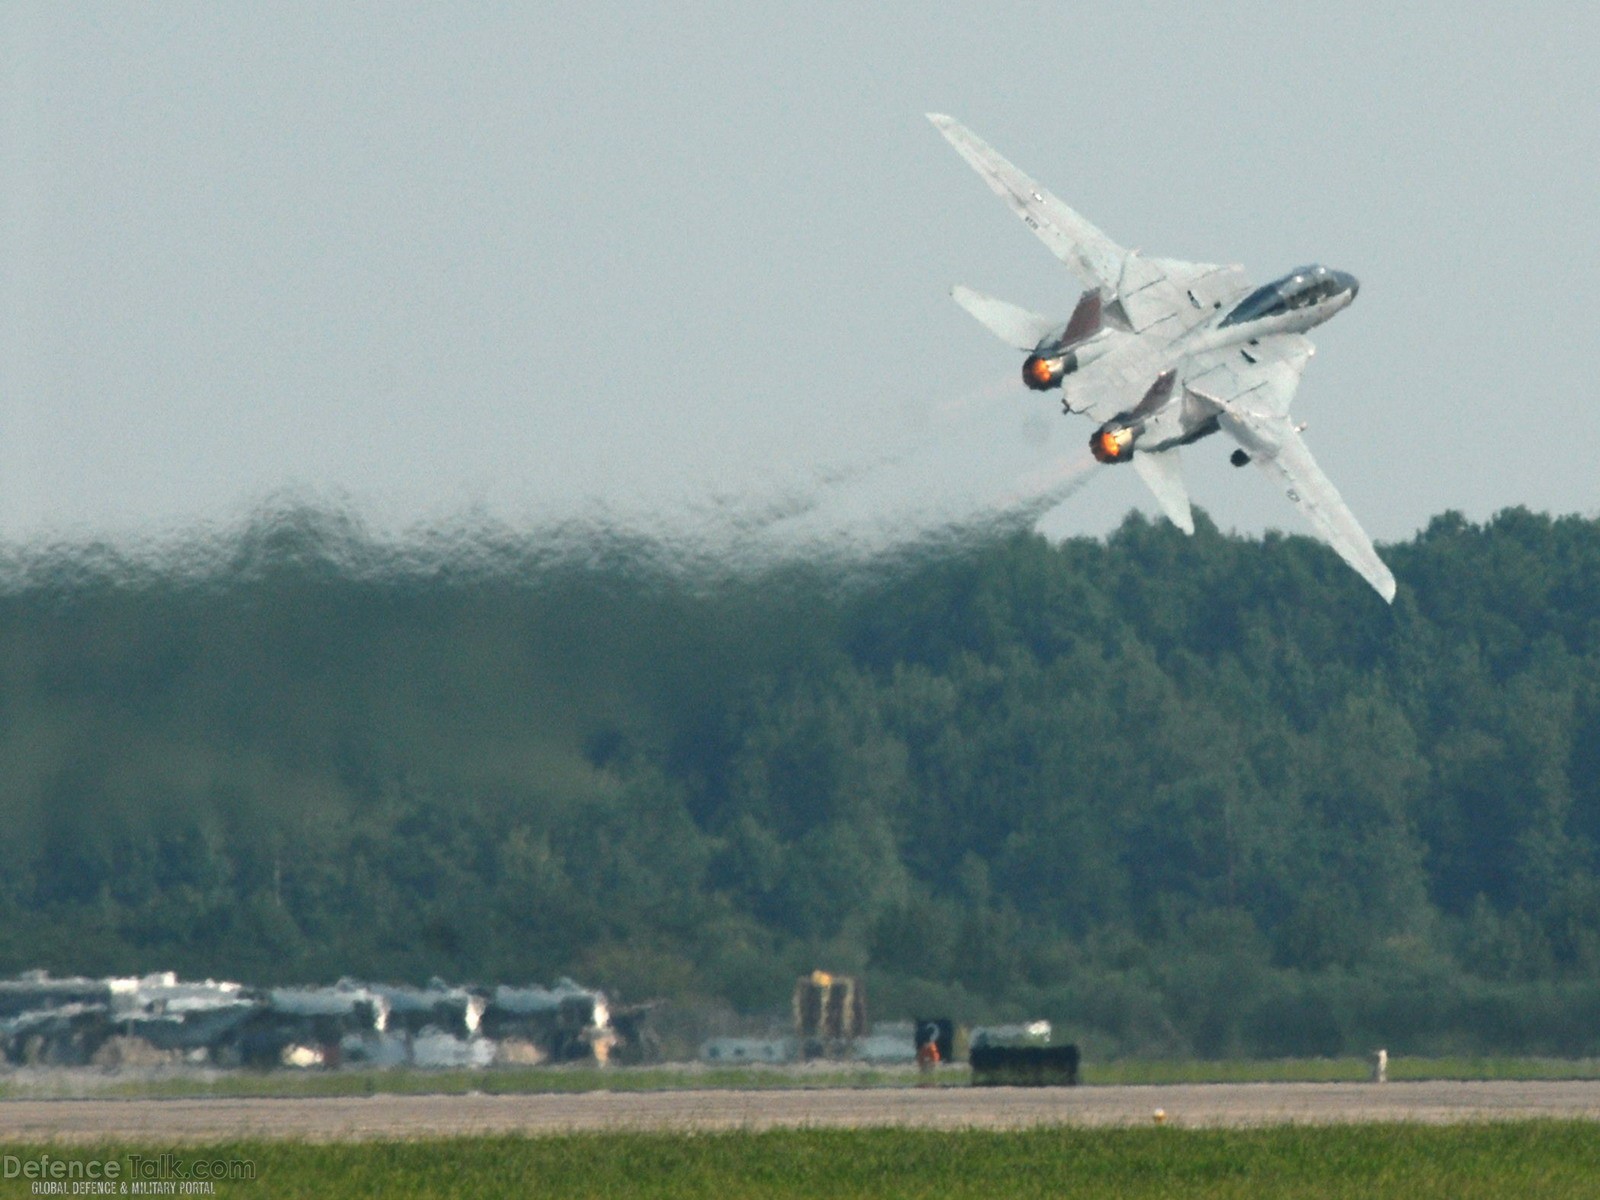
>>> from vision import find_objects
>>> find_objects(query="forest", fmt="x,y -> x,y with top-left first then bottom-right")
1,501 -> 1598,1057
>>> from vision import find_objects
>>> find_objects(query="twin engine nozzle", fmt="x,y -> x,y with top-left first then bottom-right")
1087,368 -> 1177,464
1022,352 -> 1073,390
1090,419 -> 1138,464
1022,334 -> 1109,392
1021,289 -> 1110,391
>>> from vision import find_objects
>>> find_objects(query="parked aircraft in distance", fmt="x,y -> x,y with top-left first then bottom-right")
929,114 -> 1395,602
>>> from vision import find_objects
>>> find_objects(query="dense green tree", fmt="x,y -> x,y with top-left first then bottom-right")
1,502 -> 1599,1055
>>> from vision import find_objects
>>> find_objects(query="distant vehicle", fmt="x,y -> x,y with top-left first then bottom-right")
929,115 -> 1394,602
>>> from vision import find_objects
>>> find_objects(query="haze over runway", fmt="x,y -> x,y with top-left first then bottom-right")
3,3 -> 1596,553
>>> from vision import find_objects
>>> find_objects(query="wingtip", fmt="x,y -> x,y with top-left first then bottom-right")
925,112 -> 952,126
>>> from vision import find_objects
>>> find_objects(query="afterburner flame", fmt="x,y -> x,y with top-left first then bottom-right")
1091,424 -> 1135,464
1022,355 -> 1063,391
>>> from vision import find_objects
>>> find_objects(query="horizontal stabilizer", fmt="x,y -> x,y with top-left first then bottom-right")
950,285 -> 1057,351
1132,447 -> 1194,534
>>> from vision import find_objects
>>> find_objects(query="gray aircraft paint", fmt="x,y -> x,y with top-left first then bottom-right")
930,115 -> 1395,602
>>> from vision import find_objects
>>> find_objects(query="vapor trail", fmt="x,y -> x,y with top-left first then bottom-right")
710,380 -> 1105,570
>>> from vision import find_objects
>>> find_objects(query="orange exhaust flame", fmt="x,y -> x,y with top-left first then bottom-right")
1091,425 -> 1135,464
1022,355 -> 1062,390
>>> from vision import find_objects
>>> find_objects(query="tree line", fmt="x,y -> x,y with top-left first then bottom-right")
1,502 -> 1598,1057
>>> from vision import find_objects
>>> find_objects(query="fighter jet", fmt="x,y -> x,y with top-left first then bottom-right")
928,114 -> 1395,602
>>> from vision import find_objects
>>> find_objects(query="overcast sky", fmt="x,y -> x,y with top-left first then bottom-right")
2,3 -> 1596,554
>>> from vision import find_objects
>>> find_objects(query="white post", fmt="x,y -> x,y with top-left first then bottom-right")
1371,1048 -> 1388,1083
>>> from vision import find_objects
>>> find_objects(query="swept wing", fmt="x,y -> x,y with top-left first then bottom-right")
1189,336 -> 1396,602
927,113 -> 1124,291
927,115 -> 1252,344
930,114 -> 1390,601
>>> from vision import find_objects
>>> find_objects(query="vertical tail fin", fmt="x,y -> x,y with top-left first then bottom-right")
1061,289 -> 1102,346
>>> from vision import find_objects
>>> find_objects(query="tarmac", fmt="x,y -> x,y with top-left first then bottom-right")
4,1080 -> 1600,1142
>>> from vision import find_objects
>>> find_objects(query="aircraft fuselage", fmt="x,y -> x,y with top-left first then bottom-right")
1069,264 -> 1358,457
929,111 -> 1395,601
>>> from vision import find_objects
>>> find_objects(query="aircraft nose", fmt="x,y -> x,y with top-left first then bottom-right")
1340,271 -> 1360,299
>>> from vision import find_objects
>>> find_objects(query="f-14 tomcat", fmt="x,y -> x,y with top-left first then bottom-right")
929,114 -> 1395,602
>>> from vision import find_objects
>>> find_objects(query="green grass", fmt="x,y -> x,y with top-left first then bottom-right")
9,1124 -> 1600,1199
1084,1056 -> 1600,1085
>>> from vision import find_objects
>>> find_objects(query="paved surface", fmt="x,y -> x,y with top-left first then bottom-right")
4,1081 -> 1600,1142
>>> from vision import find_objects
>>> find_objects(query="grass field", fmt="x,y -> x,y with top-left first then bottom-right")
6,1124 -> 1598,1199
1082,1056 -> 1600,1085
7,1055 -> 1600,1101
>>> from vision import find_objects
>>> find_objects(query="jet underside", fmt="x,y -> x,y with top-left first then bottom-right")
929,114 -> 1393,602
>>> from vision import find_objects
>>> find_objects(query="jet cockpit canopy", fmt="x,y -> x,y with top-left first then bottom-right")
1220,264 -> 1357,327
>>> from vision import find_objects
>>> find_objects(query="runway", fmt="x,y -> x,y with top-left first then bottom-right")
5,1081 -> 1600,1142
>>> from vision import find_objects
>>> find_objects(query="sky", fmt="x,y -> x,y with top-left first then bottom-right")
2,2 -> 1597,557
